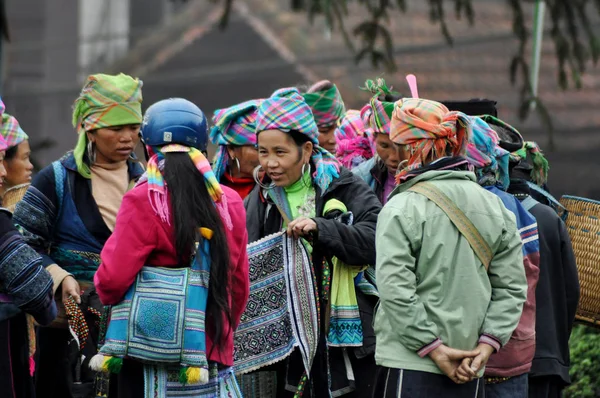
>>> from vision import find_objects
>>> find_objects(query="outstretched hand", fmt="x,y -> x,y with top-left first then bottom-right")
429,344 -> 480,384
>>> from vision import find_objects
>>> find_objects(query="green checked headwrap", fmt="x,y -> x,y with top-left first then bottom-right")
302,80 -> 346,129
72,73 -> 143,178
360,78 -> 399,135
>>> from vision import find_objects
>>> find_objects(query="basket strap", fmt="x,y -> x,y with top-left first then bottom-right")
526,181 -> 564,211
408,182 -> 492,271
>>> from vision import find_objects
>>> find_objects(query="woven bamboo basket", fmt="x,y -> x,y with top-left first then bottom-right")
559,195 -> 600,327
2,183 -> 30,212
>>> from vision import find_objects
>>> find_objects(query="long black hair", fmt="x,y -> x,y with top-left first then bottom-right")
163,152 -> 232,351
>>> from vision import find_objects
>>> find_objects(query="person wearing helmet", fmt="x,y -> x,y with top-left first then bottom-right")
13,73 -> 145,397
94,98 -> 250,397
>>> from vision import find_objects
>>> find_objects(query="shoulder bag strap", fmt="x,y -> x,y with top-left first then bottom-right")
521,195 -> 539,212
52,161 -> 65,220
408,182 -> 493,271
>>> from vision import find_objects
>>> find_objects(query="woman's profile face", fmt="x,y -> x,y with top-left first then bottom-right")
375,133 -> 404,174
3,140 -> 33,188
257,129 -> 312,188
227,145 -> 259,179
317,125 -> 337,154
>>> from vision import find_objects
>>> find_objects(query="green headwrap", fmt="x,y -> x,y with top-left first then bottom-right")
361,78 -> 399,135
72,73 -> 143,178
302,81 -> 346,128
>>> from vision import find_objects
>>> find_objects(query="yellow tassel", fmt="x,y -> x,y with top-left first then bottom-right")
102,356 -> 112,373
199,228 -> 213,240
185,367 -> 209,385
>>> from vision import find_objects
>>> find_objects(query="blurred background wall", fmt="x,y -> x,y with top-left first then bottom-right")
2,0 -> 599,198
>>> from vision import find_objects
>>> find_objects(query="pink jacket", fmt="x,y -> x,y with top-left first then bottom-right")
94,182 -> 249,367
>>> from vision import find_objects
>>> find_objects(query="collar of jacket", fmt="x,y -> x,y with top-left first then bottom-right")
60,151 -> 144,180
506,178 -> 531,197
369,157 -> 387,186
389,169 -> 477,200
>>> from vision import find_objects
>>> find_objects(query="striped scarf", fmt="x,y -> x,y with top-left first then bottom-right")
146,144 -> 232,229
390,98 -> 471,182
257,87 -> 340,193
466,117 -> 510,189
210,99 -> 261,181
302,81 -> 346,128
360,78 -> 398,135
72,73 -> 143,178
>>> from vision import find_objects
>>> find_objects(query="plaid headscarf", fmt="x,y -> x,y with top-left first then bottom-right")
72,73 -> 143,178
256,87 -> 340,193
360,78 -> 398,135
302,81 -> 346,129
0,97 -> 27,150
466,117 -> 510,189
145,144 -> 232,230
390,98 -> 471,182
335,110 -> 374,169
210,99 -> 261,181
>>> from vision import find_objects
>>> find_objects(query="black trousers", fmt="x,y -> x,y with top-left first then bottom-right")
372,367 -> 485,398
528,375 -> 565,398
0,314 -> 34,398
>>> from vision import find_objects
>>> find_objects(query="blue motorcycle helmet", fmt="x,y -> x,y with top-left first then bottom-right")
141,98 -> 208,152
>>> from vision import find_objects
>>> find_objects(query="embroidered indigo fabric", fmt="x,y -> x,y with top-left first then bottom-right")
233,232 -> 318,376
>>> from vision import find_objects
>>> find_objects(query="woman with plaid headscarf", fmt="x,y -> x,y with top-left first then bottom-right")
373,98 -> 527,397
210,99 -> 262,199
0,101 -> 33,210
13,73 -> 145,397
302,80 -> 346,154
352,78 -> 407,205
240,87 -> 381,397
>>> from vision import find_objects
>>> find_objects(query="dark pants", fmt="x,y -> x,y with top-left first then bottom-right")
0,314 -> 35,398
528,376 -> 565,398
485,374 -> 528,398
34,327 -> 71,398
372,367 -> 485,398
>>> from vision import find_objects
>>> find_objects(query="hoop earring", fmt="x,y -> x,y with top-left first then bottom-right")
234,158 -> 241,176
253,165 -> 275,190
301,163 -> 312,188
87,140 -> 96,164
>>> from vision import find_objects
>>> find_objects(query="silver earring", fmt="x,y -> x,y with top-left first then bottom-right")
253,165 -> 275,190
235,158 -> 241,175
301,163 -> 308,176
87,140 -> 96,164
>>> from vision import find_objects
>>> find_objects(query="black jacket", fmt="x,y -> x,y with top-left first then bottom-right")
510,180 -> 580,385
245,167 -> 381,266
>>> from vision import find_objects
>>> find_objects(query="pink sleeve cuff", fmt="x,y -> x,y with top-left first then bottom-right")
417,338 -> 443,358
479,334 -> 502,352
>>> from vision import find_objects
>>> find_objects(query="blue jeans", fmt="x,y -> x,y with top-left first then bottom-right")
485,373 -> 528,398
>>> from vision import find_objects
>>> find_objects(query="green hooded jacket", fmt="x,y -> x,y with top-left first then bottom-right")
374,170 -> 527,375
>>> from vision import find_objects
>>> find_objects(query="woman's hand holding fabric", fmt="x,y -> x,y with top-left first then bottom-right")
286,216 -> 318,240
61,275 -> 81,304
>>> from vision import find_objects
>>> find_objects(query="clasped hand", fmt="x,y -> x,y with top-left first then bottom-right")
429,343 -> 495,384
